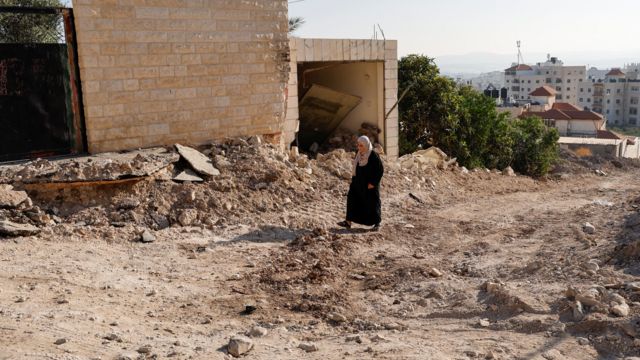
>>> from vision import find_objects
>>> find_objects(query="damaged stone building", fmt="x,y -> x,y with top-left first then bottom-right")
73,1 -> 291,153
1,1 -> 398,160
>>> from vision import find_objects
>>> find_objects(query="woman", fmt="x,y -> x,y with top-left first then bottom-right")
337,135 -> 384,230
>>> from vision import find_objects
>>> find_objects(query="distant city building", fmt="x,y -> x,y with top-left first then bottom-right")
578,64 -> 640,126
516,86 -> 604,137
504,55 -> 585,106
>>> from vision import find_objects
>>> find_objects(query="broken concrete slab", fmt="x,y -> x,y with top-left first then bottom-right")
297,84 -> 362,151
175,144 -> 220,177
1,148 -> 179,184
173,169 -> 204,183
0,184 -> 29,208
0,220 -> 40,237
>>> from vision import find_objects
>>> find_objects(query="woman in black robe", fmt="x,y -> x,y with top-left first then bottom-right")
337,135 -> 384,230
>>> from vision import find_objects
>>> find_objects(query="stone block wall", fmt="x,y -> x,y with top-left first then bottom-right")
73,0 -> 290,153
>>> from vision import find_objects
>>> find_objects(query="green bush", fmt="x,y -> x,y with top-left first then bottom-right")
510,116 -> 559,177
398,54 -> 559,177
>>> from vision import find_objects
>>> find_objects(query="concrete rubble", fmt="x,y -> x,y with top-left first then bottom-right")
0,220 -> 40,237
0,148 -> 179,184
175,144 -> 220,177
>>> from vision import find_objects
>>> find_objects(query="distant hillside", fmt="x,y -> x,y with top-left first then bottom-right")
434,51 -> 640,75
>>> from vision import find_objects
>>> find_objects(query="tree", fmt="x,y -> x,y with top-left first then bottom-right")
288,16 -> 305,34
0,0 -> 65,44
443,86 -> 514,169
398,54 -> 559,177
510,116 -> 559,177
398,54 -> 460,154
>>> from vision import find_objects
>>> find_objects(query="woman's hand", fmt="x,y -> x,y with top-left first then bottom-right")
367,184 -> 374,189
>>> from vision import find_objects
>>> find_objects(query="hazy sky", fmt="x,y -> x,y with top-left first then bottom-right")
289,0 -> 640,58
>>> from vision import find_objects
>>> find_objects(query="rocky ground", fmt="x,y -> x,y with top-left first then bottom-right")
2,139 -> 640,359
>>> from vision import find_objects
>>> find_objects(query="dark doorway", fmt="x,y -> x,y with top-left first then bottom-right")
0,6 -> 85,161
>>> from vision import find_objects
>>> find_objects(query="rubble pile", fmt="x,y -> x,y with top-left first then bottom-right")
320,122 -> 384,154
0,185 -> 49,236
399,147 -> 452,171
0,137 -> 536,240
566,286 -> 631,320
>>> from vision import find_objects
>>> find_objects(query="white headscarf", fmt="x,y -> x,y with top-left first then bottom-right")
353,135 -> 373,176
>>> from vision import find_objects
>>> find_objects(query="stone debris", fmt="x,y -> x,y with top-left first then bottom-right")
136,345 -> 152,354
227,335 -> 253,357
428,267 -> 443,277
566,286 -> 633,318
0,220 -> 40,237
178,209 -> 199,227
322,123 -> 383,153
175,144 -> 220,177
103,333 -> 123,342
502,166 -> 515,176
584,260 -> 600,272
583,222 -> 595,234
0,185 -> 29,208
2,148 -> 179,184
54,338 -> 67,345
627,282 -> 640,291
247,326 -> 268,338
577,337 -> 589,345
328,312 -> 347,323
298,342 -> 318,352
483,281 -> 549,313
173,169 -> 204,183
140,229 -> 156,243
571,301 -> 585,321
399,147 -> 449,171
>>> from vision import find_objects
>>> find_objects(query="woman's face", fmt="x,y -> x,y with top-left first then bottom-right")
357,141 -> 367,153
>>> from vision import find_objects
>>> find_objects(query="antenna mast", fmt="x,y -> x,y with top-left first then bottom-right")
516,41 -> 525,65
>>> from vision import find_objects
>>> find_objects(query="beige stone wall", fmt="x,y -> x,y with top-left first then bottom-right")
73,0 -> 289,153
286,38 -> 398,158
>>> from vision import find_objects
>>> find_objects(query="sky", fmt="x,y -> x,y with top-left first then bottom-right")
289,0 -> 640,72
60,0 -> 640,73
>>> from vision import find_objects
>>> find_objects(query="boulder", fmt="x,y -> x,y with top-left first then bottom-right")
0,185 -> 29,208
227,336 -> 253,357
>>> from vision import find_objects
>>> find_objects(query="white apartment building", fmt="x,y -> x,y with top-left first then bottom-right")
505,55 -> 585,106
578,65 -> 640,126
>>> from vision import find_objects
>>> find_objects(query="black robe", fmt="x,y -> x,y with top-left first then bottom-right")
346,151 -> 384,226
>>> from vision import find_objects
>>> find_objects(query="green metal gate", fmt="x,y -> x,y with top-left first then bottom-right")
0,6 -> 85,161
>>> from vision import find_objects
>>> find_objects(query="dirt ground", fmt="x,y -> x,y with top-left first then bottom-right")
2,142 -> 640,360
